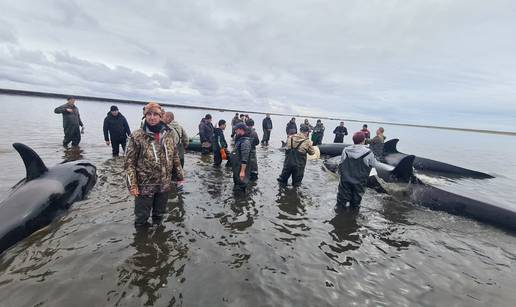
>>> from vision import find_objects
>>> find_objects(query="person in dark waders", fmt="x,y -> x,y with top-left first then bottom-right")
103,105 -> 131,156
336,131 -> 380,211
54,97 -> 84,147
213,119 -> 230,167
246,119 -> 260,181
231,123 -> 252,192
277,125 -> 315,187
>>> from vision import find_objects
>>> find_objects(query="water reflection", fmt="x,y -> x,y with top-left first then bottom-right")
116,226 -> 188,306
319,209 -> 361,266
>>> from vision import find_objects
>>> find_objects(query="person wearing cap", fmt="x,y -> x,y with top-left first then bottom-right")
125,102 -> 184,227
360,124 -> 371,140
261,113 -> 273,146
163,111 -> 189,168
103,105 -> 131,157
286,117 -> 297,136
231,122 -> 252,192
333,121 -> 348,143
336,131 -> 380,210
368,127 -> 386,162
213,119 -> 230,167
311,119 -> 325,146
199,114 -> 214,154
54,97 -> 84,147
277,125 -> 315,187
246,119 -> 260,181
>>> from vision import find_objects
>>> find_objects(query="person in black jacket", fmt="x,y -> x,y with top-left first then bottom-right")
333,121 -> 348,143
199,114 -> 214,154
286,117 -> 297,136
246,119 -> 260,181
103,105 -> 131,156
54,97 -> 84,147
213,119 -> 230,167
261,114 -> 273,146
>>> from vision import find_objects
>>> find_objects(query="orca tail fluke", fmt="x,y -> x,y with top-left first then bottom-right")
391,154 -> 415,183
13,143 -> 48,181
384,138 -> 399,154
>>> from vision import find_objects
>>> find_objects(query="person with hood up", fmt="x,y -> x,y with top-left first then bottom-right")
54,97 -> 84,147
277,125 -> 315,186
199,114 -> 214,154
261,114 -> 273,146
125,102 -> 184,227
286,117 -> 297,136
103,105 -> 131,156
231,123 -> 252,192
311,119 -> 325,145
336,131 -> 380,210
213,119 -> 230,167
333,121 -> 348,143
246,119 -> 260,181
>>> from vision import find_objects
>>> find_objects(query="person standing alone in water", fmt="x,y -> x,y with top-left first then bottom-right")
125,102 -> 184,227
333,121 -> 348,143
336,131 -> 380,210
54,97 -> 84,147
103,105 -> 131,157
231,123 -> 252,192
261,114 -> 273,146
277,125 -> 315,187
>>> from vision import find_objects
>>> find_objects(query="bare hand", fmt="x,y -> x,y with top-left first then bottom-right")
239,171 -> 245,181
81,127 -> 85,134
66,108 -> 73,113
130,186 -> 140,197
106,141 -> 110,146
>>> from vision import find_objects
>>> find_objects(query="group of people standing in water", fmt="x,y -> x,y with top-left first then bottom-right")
54,98 -> 387,227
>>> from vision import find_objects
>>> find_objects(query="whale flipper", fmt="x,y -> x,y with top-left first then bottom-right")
383,139 -> 399,154
391,155 -> 415,183
13,143 -> 48,181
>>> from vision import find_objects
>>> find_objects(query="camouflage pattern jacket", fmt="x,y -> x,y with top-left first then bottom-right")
125,124 -> 184,196
286,133 -> 316,155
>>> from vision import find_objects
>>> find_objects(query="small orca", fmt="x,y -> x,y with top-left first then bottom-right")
383,139 -> 494,179
0,143 -> 97,255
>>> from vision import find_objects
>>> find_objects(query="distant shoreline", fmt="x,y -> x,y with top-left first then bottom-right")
1,88 -> 515,136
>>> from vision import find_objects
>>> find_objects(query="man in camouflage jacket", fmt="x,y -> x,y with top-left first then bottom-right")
125,102 -> 184,227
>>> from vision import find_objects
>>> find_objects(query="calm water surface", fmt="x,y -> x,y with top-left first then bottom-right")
0,95 -> 515,306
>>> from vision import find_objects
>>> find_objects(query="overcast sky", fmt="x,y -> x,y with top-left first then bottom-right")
1,0 -> 515,130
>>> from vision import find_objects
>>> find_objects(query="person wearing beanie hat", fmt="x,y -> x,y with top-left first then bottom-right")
333,121 -> 348,143
103,105 -> 131,156
199,114 -> 214,154
335,131 -> 381,210
277,124 -> 315,186
245,119 -> 260,181
54,97 -> 84,147
125,101 -> 184,227
231,123 -> 252,192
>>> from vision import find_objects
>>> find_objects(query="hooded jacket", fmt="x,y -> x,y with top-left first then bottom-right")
340,145 -> 378,168
286,121 -> 297,135
286,133 -> 315,155
199,118 -> 214,143
125,123 -> 183,196
103,112 -> 131,142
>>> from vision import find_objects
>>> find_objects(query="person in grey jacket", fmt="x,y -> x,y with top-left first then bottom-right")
54,97 -> 84,147
231,123 -> 252,192
336,131 -> 380,210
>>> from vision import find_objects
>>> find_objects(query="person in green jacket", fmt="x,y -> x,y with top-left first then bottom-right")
54,97 -> 84,147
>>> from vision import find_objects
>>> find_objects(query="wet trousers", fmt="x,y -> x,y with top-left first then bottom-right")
134,192 -> 168,226
249,150 -> 258,180
111,139 -> 127,156
278,163 -> 306,186
336,181 -> 365,209
334,135 -> 344,143
63,126 -> 81,147
262,130 -> 271,145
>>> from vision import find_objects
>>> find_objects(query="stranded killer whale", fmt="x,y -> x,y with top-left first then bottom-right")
0,143 -> 97,255
324,153 -> 516,231
383,139 -> 494,179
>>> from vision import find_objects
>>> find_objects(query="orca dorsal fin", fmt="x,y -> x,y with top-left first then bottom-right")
384,138 -> 399,154
13,143 -> 48,181
391,154 -> 415,183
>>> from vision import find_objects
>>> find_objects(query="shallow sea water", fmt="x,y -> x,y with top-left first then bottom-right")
0,95 -> 515,306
